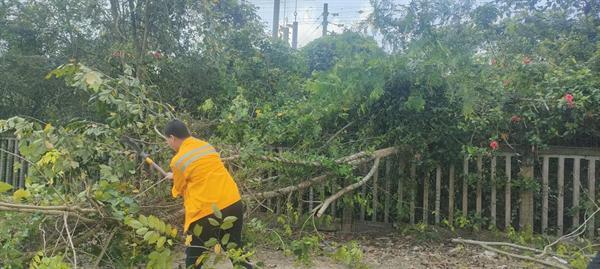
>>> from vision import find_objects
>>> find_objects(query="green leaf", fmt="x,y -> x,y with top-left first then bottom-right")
139,215 -> 148,225
211,204 -> 223,219
208,218 -> 220,227
12,189 -> 31,202
204,238 -> 218,248
220,222 -> 234,230
136,227 -> 149,236
156,236 -> 166,249
148,215 -> 160,229
226,242 -> 238,250
143,231 -> 154,241
221,233 -> 230,245
223,216 -> 238,224
193,224 -> 203,237
128,220 -> 143,229
195,254 -> 208,266
0,182 -> 12,193
148,232 -> 160,244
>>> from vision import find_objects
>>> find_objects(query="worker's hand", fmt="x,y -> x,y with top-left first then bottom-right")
165,172 -> 173,180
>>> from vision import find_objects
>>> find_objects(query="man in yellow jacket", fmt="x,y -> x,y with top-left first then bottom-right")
164,120 -> 244,268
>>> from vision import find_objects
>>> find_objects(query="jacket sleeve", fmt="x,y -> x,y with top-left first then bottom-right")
170,164 -> 186,198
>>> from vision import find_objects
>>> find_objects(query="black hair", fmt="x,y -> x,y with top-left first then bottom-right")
164,119 -> 191,139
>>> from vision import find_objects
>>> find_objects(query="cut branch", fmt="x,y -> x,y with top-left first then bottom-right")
242,174 -> 330,200
314,157 -> 381,217
452,238 -> 569,269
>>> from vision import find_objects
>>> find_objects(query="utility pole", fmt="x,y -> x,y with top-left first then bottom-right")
292,21 -> 299,49
272,0 -> 280,40
292,0 -> 298,49
322,3 -> 329,37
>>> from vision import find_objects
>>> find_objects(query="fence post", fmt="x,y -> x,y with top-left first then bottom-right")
423,171 -> 429,224
384,159 -> 392,223
491,156 -> 497,227
449,164 -> 455,224
519,157 -> 534,233
397,159 -> 406,222
588,159 -> 596,238
505,155 -> 512,229
542,156 -> 549,234
0,139 -> 6,184
410,162 -> 416,225
558,157 -> 565,236
435,165 -> 441,224
463,157 -> 469,217
476,156 -> 483,217
573,158 -> 581,228
372,163 -> 379,222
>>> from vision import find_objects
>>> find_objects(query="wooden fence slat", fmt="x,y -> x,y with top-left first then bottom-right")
558,157 -> 565,236
6,139 -> 14,186
542,156 -> 549,234
360,179 -> 366,221
297,189 -> 304,215
13,139 -> 20,188
372,163 -> 379,222
410,162 -> 416,225
588,159 -> 596,238
423,172 -> 430,224
476,156 -> 483,216
0,140 -> 6,184
397,159 -> 406,222
573,158 -> 581,228
491,156 -> 497,226
435,165 -> 441,224
463,157 -> 469,217
309,187 -> 314,212
505,155 -> 512,229
19,158 -> 26,188
449,164 -> 455,224
331,183 -> 337,218
384,159 -> 391,223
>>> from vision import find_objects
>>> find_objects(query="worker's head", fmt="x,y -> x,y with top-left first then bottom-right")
164,119 -> 191,151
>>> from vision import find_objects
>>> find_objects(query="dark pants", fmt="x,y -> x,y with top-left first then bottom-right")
185,200 -> 244,268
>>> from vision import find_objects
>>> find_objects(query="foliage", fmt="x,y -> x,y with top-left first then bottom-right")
330,241 -> 367,269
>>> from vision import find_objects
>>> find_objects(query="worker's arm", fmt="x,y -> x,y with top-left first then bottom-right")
170,165 -> 186,198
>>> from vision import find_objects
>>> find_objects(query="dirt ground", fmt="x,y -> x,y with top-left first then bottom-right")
253,232 -> 545,269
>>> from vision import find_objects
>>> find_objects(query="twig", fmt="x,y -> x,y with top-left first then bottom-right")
314,158 -> 381,217
0,205 -> 95,222
321,121 -> 354,148
94,228 -> 117,269
452,238 -> 569,269
540,206 -> 600,257
153,125 -> 166,140
134,175 -> 170,198
63,214 -> 78,269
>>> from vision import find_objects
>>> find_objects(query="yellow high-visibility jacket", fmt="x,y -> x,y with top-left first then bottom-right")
170,137 -> 241,232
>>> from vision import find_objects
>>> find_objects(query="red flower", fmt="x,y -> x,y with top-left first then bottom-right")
511,115 -> 521,123
152,50 -> 162,59
565,93 -> 575,108
489,140 -> 499,150
522,56 -> 532,65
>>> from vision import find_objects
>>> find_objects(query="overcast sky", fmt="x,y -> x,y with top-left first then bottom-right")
246,0 -> 374,47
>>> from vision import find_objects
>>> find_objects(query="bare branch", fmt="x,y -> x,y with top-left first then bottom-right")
452,238 -> 569,269
242,174 -> 330,200
314,158 -> 381,217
